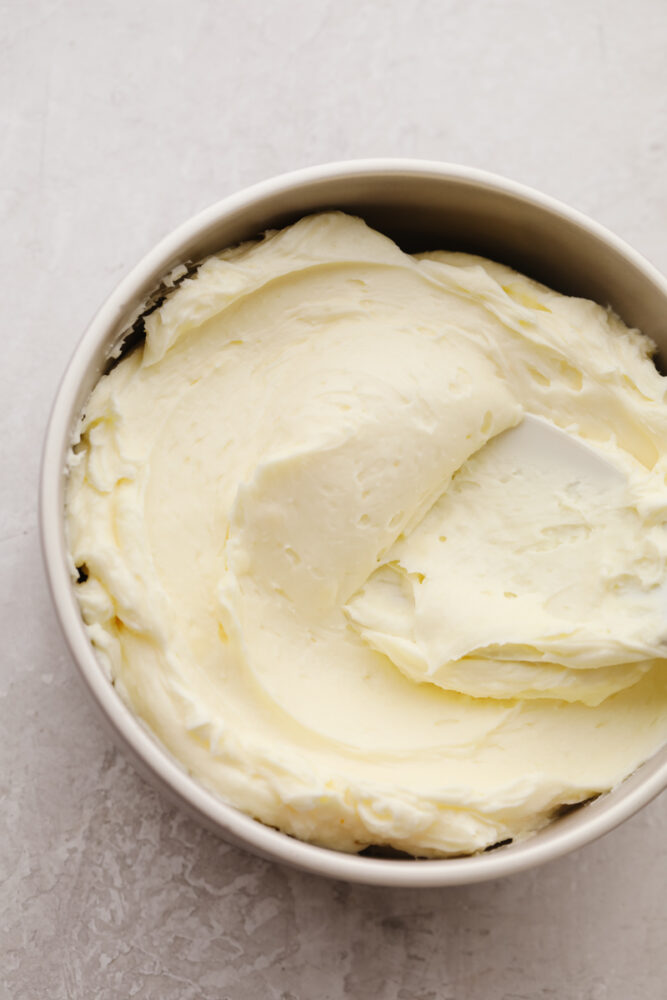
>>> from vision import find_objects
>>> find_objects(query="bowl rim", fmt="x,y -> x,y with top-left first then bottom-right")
40,158 -> 667,887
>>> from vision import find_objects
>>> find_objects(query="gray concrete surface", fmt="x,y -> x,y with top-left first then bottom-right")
2,1 -> 666,997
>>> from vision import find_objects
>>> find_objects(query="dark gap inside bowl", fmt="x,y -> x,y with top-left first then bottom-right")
551,794 -> 599,819
358,844 -> 419,861
102,260 -> 201,374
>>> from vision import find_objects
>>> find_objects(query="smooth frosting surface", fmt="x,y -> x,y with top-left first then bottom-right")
66,213 -> 667,856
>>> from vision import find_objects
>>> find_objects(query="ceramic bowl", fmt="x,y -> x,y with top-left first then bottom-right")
41,160 -> 667,886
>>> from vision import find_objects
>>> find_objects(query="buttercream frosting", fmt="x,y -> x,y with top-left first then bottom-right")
66,213 -> 667,856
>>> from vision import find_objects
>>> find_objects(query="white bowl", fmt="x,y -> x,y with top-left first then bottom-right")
41,160 -> 667,887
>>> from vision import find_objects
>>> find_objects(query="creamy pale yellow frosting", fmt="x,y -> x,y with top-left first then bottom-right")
66,212 -> 667,856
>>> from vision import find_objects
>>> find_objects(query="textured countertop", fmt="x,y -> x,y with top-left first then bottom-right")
3,1 -> 667,997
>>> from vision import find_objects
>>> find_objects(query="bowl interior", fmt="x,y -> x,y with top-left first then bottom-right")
43,162 -> 667,886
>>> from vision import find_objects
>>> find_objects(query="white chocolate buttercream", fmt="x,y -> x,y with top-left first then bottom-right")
66,213 -> 667,856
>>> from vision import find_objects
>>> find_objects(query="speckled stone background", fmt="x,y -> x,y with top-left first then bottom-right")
3,1 -> 667,997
